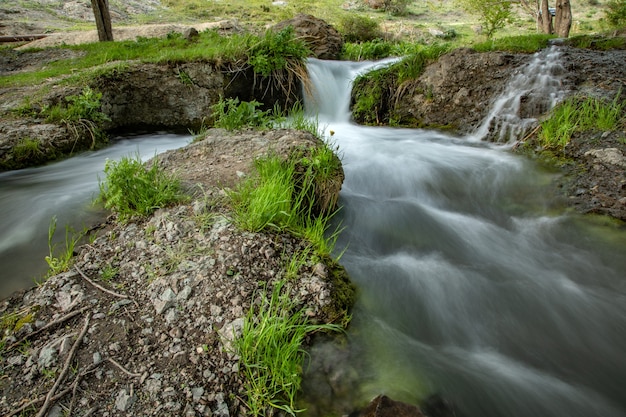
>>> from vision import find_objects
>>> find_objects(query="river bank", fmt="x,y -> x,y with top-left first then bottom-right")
0,128 -> 355,416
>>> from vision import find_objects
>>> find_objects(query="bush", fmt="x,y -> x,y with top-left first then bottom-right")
211,97 -> 273,130
456,0 -> 513,38
337,14 -> 382,43
98,154 -> 184,221
605,0 -> 626,28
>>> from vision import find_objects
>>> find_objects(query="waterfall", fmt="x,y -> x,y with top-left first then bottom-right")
471,46 -> 566,143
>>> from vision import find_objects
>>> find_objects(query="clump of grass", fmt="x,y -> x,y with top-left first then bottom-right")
45,216 -> 83,277
247,26 -> 311,77
228,142 -> 342,256
13,137 -> 43,162
98,154 -> 185,221
235,280 -> 342,416
539,93 -> 625,150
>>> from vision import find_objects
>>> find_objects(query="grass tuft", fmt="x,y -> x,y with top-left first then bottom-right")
98,154 -> 185,221
235,280 -> 342,416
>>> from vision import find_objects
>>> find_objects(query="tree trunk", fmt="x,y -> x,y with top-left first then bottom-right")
554,0 -> 572,38
91,0 -> 113,41
539,0 -> 554,34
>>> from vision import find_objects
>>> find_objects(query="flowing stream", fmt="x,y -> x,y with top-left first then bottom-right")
0,50 -> 625,417
0,133 -> 191,297
302,55 -> 626,417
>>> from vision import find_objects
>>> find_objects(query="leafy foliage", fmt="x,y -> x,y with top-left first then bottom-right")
211,97 -> 273,130
98,154 -> 185,221
456,0 -> 513,38
41,87 -> 109,125
247,27 -> 311,76
605,0 -> 626,28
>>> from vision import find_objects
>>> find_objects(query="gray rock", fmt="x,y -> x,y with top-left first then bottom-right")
115,389 -> 136,411
38,346 -> 57,369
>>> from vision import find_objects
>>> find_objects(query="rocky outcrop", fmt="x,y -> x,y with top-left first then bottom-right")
272,14 -> 344,60
372,48 -> 528,132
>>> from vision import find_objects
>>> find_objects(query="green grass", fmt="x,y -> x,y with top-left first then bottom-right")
472,34 -> 555,52
539,94 -> 625,150
228,143 -> 342,256
235,280 -> 342,416
98,154 -> 186,221
45,216 -> 83,277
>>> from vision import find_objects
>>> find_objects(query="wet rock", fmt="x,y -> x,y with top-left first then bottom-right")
351,395 -> 426,417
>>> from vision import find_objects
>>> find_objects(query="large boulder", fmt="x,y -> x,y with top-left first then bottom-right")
272,14 -> 344,60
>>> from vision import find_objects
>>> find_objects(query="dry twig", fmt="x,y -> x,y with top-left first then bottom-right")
75,265 -> 129,299
107,357 -> 142,378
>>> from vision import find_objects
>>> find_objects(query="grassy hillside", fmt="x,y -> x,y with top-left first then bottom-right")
0,0 -> 615,43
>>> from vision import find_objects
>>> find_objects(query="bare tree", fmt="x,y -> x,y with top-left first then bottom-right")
91,0 -> 113,41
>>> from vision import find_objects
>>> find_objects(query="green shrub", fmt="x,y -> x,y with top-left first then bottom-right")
236,280 -> 342,416
337,14 -> 382,43
98,154 -> 184,221
605,0 -> 626,28
247,27 -> 311,76
42,87 -> 109,125
211,97 -> 273,130
456,0 -> 513,38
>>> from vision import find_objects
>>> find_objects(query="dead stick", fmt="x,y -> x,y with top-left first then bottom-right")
8,306 -> 90,351
107,357 -> 141,378
75,265 -> 128,299
36,314 -> 91,417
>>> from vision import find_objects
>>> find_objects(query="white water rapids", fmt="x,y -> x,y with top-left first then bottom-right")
301,54 -> 626,417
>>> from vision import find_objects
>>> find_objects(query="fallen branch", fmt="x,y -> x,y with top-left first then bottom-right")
8,306 -> 90,351
36,314 -> 91,417
75,265 -> 129,299
107,357 -> 142,378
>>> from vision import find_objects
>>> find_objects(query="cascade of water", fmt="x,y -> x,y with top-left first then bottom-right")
301,58 -> 626,417
471,45 -> 566,143
304,57 -> 399,124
